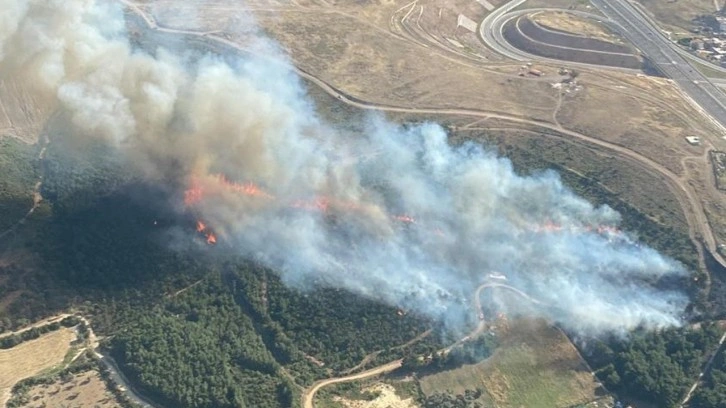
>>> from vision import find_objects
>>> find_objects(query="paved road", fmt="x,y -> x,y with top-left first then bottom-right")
589,0 -> 726,274
680,328 -> 726,407
79,316 -> 160,408
120,0 -> 726,280
119,4 -> 726,403
477,0 -> 726,275
591,0 -> 726,129
480,4 -> 640,73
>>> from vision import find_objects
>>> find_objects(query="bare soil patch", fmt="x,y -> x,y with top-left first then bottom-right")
525,14 -> 632,54
636,0 -> 715,34
556,73 -> 714,177
518,0 -> 602,13
532,10 -> 617,42
333,383 -> 419,408
22,370 -> 122,408
0,327 -> 76,405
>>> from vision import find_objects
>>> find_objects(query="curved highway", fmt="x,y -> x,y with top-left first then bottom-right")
480,5 -> 641,73
587,0 -> 726,271
478,0 -> 726,274
117,2 -> 726,405
118,0 -> 726,284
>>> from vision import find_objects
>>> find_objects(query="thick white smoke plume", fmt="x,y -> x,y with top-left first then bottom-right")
1,0 -> 688,335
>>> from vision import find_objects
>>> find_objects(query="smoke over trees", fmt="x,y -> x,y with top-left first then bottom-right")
0,0 -> 690,335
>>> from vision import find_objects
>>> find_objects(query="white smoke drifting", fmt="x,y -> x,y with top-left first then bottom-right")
1,0 -> 688,335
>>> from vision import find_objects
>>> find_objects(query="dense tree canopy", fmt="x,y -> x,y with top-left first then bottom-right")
586,325 -> 722,408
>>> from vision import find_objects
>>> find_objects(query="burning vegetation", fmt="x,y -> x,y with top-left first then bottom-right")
196,220 -> 217,245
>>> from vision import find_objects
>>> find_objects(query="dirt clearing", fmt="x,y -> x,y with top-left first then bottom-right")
532,11 -> 619,43
0,327 -> 76,405
20,370 -> 122,408
333,383 -> 419,408
636,0 -> 714,34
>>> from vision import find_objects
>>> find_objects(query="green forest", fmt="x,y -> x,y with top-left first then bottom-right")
585,324 -> 723,407
0,137 -> 39,231
691,344 -> 726,408
0,105 -> 725,407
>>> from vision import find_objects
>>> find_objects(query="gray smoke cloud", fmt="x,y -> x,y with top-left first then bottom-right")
1,0 -> 689,335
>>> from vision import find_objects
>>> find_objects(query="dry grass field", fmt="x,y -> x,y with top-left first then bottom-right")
531,11 -> 621,43
0,79 -> 55,144
0,327 -> 76,405
636,0 -> 716,34
517,0 -> 602,13
21,370 -> 122,408
418,318 -> 603,408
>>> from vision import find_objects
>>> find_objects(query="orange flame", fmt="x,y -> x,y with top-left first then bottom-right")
215,174 -> 275,199
185,173 -> 623,248
195,219 -> 217,245
394,215 -> 415,224
184,181 -> 204,207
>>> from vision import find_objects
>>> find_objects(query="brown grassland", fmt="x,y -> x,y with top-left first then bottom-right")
21,370 -> 123,408
418,318 -> 604,408
531,11 -> 620,43
635,0 -> 716,34
133,0 -> 726,246
0,327 -> 76,405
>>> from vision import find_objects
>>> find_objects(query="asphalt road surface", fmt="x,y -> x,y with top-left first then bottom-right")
591,0 -> 726,131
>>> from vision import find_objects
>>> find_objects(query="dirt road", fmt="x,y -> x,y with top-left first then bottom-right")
120,1 -> 726,285
0,134 -> 50,242
680,328 -> 726,407
302,281 -> 544,407
78,316 -> 160,408
301,360 -> 404,408
0,313 -> 71,340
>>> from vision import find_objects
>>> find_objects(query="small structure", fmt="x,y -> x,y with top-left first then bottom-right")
457,14 -> 478,33
685,136 -> 701,145
475,0 -> 495,11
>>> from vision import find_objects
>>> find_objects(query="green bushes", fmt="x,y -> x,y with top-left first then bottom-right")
586,324 -> 723,407
0,317 -> 80,349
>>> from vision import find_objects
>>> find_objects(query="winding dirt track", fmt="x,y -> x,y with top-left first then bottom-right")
301,359 -> 405,408
66,2 -> 726,407
121,4 -> 726,283
300,281 -> 538,408
0,134 -> 49,242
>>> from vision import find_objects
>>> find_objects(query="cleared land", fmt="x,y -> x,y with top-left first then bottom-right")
0,327 -> 76,405
418,319 -> 603,408
522,15 -> 633,54
635,0 -> 715,34
532,10 -> 619,42
331,383 -> 418,408
21,370 -> 122,408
